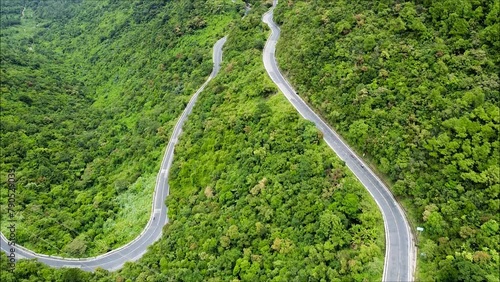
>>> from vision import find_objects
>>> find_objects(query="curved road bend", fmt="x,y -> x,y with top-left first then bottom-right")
0,36 -> 228,272
262,1 -> 415,281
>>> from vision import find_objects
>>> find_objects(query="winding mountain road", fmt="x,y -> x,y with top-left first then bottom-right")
2,3 -> 416,279
262,1 -> 415,281
0,36 -> 227,272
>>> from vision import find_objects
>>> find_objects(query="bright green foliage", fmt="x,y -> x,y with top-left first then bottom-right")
274,0 -> 499,280
1,0 -> 239,256
2,0 -> 385,280
108,2 -> 383,280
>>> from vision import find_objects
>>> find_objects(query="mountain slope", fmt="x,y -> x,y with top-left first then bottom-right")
273,0 -> 499,280
1,1 -> 386,281
1,0 -> 240,257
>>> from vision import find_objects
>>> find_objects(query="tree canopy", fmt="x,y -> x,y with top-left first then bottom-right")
274,0 -> 499,280
1,0 -> 239,256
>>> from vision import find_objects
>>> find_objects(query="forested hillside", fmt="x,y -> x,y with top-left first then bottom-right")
274,0 -> 499,280
1,0 -> 241,256
2,0 -> 386,281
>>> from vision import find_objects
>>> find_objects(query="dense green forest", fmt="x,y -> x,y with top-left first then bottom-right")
1,0 -> 240,256
274,0 -> 499,280
1,0 -> 387,281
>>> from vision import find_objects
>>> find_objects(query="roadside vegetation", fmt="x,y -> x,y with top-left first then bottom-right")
2,0 -> 386,281
274,0 -> 499,280
1,0 -> 240,257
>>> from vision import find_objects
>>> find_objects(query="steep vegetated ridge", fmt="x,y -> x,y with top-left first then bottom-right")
2,0 -> 386,281
274,0 -> 499,280
1,0 -> 240,257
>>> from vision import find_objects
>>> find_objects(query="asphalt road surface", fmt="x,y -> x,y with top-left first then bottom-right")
262,1 -> 415,281
0,36 -> 228,272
